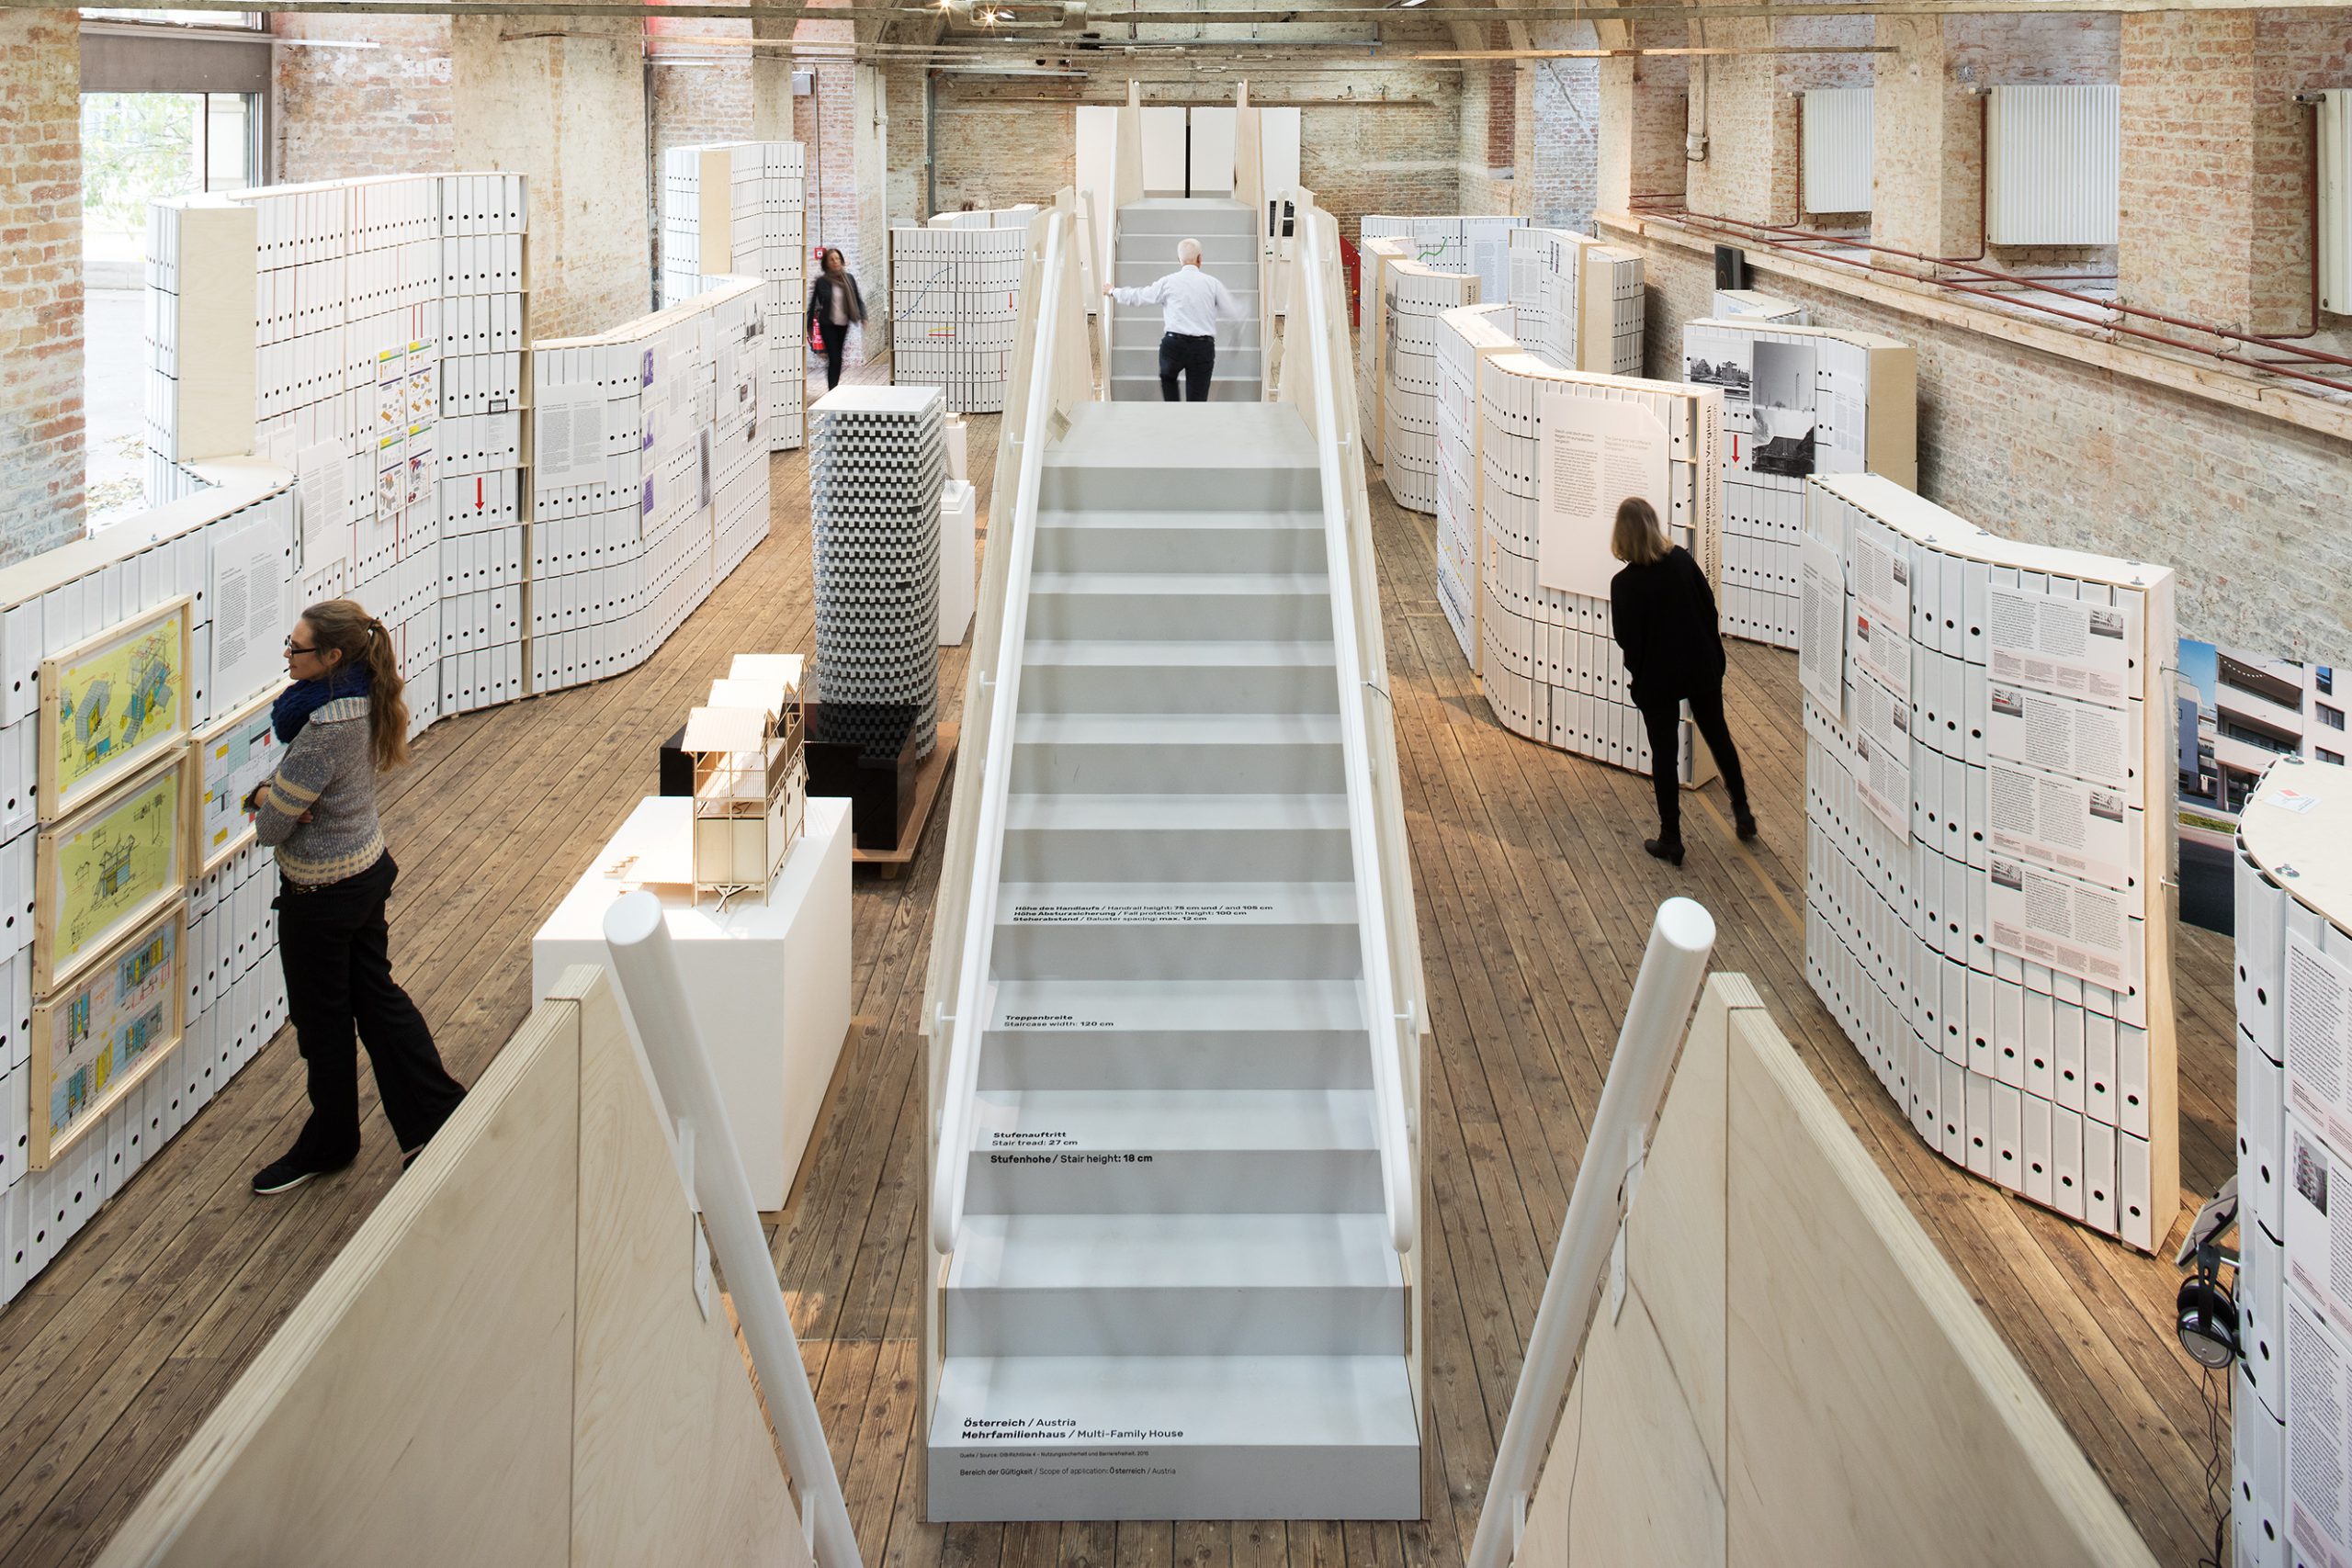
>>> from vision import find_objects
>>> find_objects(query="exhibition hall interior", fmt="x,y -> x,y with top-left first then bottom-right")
1,0 -> 2348,1562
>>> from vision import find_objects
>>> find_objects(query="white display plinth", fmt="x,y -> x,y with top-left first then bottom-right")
940,479 -> 976,647
532,794 -> 853,1210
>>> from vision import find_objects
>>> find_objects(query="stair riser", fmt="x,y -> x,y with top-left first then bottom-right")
1119,208 -> 1259,237
1114,262 -> 1260,289
1001,826 -> 1353,883
1107,377 -> 1261,404
978,1032 -> 1374,1090
1022,661 -> 1340,715
1038,464 -> 1314,513
965,1147 -> 1384,1213
1010,740 -> 1346,794
946,1285 -> 1406,1357
928,1443 -> 1419,1522
1035,525 -> 1325,576
1110,347 -> 1264,378
1026,590 -> 1329,642
1111,313 -> 1261,343
1115,232 -> 1257,265
989,921 -> 1363,981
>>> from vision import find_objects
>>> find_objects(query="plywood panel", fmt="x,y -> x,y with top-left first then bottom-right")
91,1001 -> 582,1568
1724,1009 -> 2156,1568
562,964 -> 808,1568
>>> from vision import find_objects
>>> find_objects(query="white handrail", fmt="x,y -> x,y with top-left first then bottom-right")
1464,897 -> 1718,1568
929,211 -> 1070,1255
1290,197 -> 1417,1255
601,893 -> 864,1568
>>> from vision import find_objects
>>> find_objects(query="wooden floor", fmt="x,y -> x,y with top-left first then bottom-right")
0,388 -> 2234,1566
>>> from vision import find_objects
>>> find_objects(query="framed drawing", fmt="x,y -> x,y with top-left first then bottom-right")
28,902 -> 186,1169
39,596 -> 194,821
35,750 -> 189,995
187,691 -> 279,877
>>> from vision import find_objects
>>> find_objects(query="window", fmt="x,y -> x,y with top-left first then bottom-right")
2321,703 -> 2346,731
2322,667 -> 2336,696
83,9 -> 262,28
2321,749 -> 2346,766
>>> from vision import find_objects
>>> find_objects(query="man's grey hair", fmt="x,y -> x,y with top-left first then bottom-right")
1177,237 -> 1203,265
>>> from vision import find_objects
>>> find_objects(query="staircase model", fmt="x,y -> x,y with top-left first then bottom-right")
1106,197 -> 1264,402
924,397 -> 1420,1520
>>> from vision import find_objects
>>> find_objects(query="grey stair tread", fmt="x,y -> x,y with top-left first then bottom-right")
933,1354 -> 1419,1447
1023,638 -> 1336,667
1030,571 -> 1328,595
987,975 -> 1363,1031
1003,793 -> 1348,830
994,878 -> 1359,923
970,1088 -> 1377,1149
1012,712 -> 1340,742
952,1212 -> 1400,1289
1035,509 -> 1318,530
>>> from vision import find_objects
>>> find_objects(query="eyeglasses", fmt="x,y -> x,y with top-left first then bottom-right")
284,639 -> 318,657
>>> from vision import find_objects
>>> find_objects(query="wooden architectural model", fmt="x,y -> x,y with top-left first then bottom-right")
684,656 -> 808,903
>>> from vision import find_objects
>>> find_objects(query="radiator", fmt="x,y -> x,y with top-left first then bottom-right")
1802,88 -> 1874,215
1985,84 -> 2120,247
2322,90 -> 2352,314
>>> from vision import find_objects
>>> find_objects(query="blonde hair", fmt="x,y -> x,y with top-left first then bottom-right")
299,599 -> 412,771
1611,497 -> 1672,566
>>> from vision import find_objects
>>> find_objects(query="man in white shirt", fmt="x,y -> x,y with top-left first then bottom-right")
1102,236 -> 1242,402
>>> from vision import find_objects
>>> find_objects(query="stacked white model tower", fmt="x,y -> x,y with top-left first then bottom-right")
1681,318 -> 1917,649
2234,757 -> 2352,1568
144,174 -> 532,725
890,214 -> 1029,413
661,140 -> 808,451
808,385 -> 945,755
1800,473 -> 2177,1251
527,280 -> 771,695
1474,354 -> 1724,781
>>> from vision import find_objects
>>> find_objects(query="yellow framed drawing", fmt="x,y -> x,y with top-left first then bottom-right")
28,902 -> 187,1169
187,691 -> 279,878
34,750 -> 189,995
38,596 -> 194,821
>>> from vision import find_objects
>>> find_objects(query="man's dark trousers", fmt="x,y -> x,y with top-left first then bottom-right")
1159,332 -> 1216,401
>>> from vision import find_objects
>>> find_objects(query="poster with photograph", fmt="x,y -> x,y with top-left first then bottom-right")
2287,931 -> 2352,1156
1748,339 -> 1818,479
29,904 -> 184,1168
1986,757 -> 2138,892
1853,671 -> 1912,835
1987,852 -> 2138,992
1987,682 -> 2133,795
1799,532 -> 1848,718
1535,390 -> 1670,599
1987,585 -> 2134,707
2289,1121 -> 2352,1343
1682,331 -> 1751,413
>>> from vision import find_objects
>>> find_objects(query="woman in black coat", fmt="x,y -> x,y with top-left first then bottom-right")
1608,496 -> 1756,866
806,248 -> 865,390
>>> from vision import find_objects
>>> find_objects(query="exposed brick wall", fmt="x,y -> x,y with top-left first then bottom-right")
1776,14 -> 1874,224
933,92 -> 1073,212
0,7 -> 84,560
273,16 -> 454,182
883,61 -> 925,224
2249,11 -> 2352,332
1529,23 -> 1600,231
1682,10 -> 1779,225
1607,220 -> 2352,662
1299,75 -> 1463,239
648,21 -> 752,161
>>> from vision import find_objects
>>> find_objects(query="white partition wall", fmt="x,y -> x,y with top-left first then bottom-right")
1434,302 -> 1517,665
1680,318 -> 1917,650
890,218 -> 1026,413
2234,760 -> 2352,1568
0,465 -> 298,1308
1381,263 -> 1478,513
1476,354 -> 1724,782
1800,473 -> 2177,1253
1356,238 -> 1408,462
661,141 -> 807,453
144,174 -> 531,728
1506,227 -> 1645,378
1360,214 -> 1524,305
527,279 -> 770,697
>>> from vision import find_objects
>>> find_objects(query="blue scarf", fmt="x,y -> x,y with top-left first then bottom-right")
273,662 -> 371,746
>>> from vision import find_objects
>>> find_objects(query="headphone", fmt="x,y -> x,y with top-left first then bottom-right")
2176,1235 -> 2239,1371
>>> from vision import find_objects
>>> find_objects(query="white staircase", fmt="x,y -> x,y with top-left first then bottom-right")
1108,198 -> 1263,402
924,402 -> 1420,1521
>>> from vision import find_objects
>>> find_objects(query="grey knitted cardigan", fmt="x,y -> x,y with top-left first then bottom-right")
252,694 -> 388,886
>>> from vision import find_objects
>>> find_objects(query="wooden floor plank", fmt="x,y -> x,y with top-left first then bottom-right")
0,416 -> 2229,1567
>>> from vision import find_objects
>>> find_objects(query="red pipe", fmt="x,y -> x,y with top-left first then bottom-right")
1659,208 -> 2352,396
1666,206 -> 2352,373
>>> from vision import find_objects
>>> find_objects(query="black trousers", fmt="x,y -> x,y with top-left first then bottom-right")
278,852 -> 465,1162
818,320 -> 849,389
1159,332 -> 1216,401
1636,682 -> 1750,847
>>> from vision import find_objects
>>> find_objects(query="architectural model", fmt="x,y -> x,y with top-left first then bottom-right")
1801,472 -> 2177,1251
684,671 -> 808,904
1682,318 -> 1917,650
662,141 -> 808,452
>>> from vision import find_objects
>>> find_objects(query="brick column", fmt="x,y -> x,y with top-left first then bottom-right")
1682,11 -> 1782,225
1596,20 -> 1688,216
1871,17 -> 1981,267
450,17 -> 650,338
0,8 -> 84,560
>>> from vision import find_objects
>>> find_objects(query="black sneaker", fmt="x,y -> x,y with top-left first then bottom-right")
252,1150 -> 355,1195
401,1144 -> 426,1172
1644,837 -> 1686,867
1736,810 -> 1758,842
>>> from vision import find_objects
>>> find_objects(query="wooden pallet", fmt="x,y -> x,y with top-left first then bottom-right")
852,720 -> 958,879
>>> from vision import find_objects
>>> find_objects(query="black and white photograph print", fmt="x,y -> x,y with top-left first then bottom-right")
1992,685 -> 2027,719
1684,340 -> 1752,405
2089,606 -> 2125,639
1749,339 -> 1819,479
1992,858 -> 2025,893
2298,1131 -> 2330,1217
2089,787 -> 2125,824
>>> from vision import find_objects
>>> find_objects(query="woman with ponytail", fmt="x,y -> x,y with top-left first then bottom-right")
243,600 -> 465,1195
